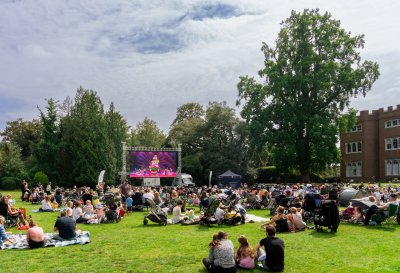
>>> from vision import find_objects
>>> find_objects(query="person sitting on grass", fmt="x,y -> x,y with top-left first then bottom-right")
0,216 -> 14,247
26,219 -> 45,249
256,225 -> 285,272
172,199 -> 186,224
263,206 -> 289,233
82,200 -> 94,221
363,196 -> 386,225
235,235 -> 255,269
54,210 -> 76,240
202,231 -> 236,273
40,195 -> 55,212
287,207 -> 306,232
72,201 -> 85,223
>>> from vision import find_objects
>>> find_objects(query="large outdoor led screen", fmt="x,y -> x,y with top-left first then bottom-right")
129,151 -> 177,178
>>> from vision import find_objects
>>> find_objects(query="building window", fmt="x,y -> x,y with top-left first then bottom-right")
393,160 -> 399,176
347,143 -> 351,153
349,124 -> 362,132
385,137 -> 400,151
346,161 -> 362,177
346,141 -> 362,154
346,163 -> 351,177
386,159 -> 400,176
385,119 -> 400,128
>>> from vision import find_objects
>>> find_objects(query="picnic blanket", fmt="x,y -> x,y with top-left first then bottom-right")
246,214 -> 268,223
31,209 -> 62,213
1,231 -> 90,250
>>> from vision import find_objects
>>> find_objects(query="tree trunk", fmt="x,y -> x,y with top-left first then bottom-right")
301,172 -> 310,183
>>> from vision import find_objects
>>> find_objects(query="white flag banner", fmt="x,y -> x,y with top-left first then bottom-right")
98,170 -> 105,184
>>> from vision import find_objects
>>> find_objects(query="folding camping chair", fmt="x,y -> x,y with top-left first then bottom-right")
0,202 -> 19,229
384,203 -> 398,224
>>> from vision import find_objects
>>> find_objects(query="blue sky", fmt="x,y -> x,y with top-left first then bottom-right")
1,0 -> 400,132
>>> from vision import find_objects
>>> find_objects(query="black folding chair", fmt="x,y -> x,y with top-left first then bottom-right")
0,202 -> 19,229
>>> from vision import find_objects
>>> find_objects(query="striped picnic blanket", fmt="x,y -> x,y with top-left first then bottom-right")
1,231 -> 90,250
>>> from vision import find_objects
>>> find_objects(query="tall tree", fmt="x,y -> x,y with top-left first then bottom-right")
168,103 -> 206,180
1,118 -> 41,159
170,102 -> 205,126
0,142 -> 24,178
129,117 -> 165,148
68,87 -> 116,186
237,9 -> 379,182
167,103 -> 205,154
105,102 -> 129,178
31,98 -> 62,182
200,102 -> 249,180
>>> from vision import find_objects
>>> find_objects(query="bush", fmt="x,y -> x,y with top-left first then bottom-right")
33,171 -> 49,186
0,176 -> 18,190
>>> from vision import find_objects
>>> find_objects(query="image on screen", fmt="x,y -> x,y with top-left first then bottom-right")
129,151 -> 177,178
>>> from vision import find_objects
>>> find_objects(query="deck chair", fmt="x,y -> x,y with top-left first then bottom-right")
0,202 -> 19,229
384,204 -> 398,224
245,193 -> 260,209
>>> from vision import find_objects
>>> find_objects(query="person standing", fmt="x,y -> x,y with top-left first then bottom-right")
119,180 -> 132,206
256,225 -> 285,272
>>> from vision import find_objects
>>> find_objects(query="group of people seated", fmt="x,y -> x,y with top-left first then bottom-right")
262,206 -> 307,233
342,193 -> 399,225
202,226 -> 285,272
0,209 -> 77,249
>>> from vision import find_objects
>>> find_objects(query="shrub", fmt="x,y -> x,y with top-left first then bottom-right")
0,176 -> 18,190
33,171 -> 49,186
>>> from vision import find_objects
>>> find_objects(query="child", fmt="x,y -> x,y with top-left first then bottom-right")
95,204 -> 105,223
236,235 -> 255,269
352,206 -> 364,224
83,200 -> 94,220
117,201 -> 125,219
126,195 -> 133,213
0,216 -> 14,247
341,203 -> 355,221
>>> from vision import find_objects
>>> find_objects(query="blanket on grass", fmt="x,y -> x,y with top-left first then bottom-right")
31,209 -> 62,213
246,214 -> 268,223
1,231 -> 90,250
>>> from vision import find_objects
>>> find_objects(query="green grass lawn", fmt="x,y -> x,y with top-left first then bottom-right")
1,190 -> 399,273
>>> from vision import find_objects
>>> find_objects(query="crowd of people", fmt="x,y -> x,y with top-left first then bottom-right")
1,179 -> 400,272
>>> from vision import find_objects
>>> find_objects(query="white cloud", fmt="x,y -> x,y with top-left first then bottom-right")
0,0 -> 399,132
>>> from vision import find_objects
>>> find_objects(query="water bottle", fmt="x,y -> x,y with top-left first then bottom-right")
19,232 -> 22,239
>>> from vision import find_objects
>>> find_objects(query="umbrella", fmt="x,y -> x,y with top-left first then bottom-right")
350,198 -> 375,210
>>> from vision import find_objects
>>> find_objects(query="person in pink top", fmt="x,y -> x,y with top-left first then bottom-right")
26,220 -> 45,248
235,235 -> 255,269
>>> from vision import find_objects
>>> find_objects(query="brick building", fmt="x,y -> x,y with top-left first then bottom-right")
340,105 -> 400,182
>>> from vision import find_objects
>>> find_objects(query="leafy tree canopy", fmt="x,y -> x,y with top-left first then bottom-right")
129,117 -> 165,148
237,9 -> 379,182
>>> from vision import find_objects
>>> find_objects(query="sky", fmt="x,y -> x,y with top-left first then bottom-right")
1,0 -> 400,133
